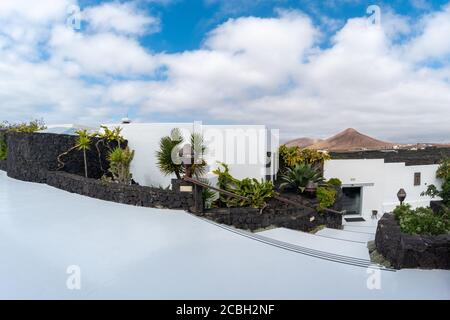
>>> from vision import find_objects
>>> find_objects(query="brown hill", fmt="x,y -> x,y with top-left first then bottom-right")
308,128 -> 394,151
285,137 -> 322,148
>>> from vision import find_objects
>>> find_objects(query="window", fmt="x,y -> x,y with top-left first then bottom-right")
414,172 -> 421,186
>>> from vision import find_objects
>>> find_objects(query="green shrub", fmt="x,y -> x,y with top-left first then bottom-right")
279,145 -> 302,169
279,145 -> 330,170
212,163 -> 274,208
2,119 -> 46,133
0,139 -> 6,161
212,162 -> 238,191
279,163 -> 324,193
393,204 -> 413,220
107,147 -> 135,185
436,157 -> 450,180
316,186 -> 337,212
393,204 -> 450,236
327,178 -> 342,187
421,157 -> 450,207
228,178 -> 275,209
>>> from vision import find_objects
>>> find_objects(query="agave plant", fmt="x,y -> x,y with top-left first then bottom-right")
279,163 -> 324,193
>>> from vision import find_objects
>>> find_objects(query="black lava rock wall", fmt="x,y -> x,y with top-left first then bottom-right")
331,147 -> 450,166
46,171 -> 194,210
201,205 -> 342,232
6,132 -> 124,183
0,160 -> 6,171
375,213 -> 450,269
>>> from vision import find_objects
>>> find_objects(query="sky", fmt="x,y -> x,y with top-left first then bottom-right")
0,0 -> 449,143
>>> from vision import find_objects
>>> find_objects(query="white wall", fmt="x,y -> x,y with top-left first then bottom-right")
324,159 -> 441,219
103,123 -> 276,188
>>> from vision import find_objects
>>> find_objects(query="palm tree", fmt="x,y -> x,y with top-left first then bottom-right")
156,128 -> 208,179
75,130 -> 92,178
156,128 -> 184,179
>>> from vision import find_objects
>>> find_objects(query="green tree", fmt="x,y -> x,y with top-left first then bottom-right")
75,130 -> 92,178
156,128 -> 184,179
156,129 -> 208,179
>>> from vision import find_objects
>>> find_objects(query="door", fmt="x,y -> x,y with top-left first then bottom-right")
341,187 -> 362,215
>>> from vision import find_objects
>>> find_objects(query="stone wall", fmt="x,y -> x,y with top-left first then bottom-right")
0,160 -> 6,171
46,171 -> 195,210
331,147 -> 450,166
201,206 -> 342,232
375,213 -> 450,269
6,132 -> 124,183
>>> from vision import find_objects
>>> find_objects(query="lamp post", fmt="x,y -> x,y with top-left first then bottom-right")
397,188 -> 407,206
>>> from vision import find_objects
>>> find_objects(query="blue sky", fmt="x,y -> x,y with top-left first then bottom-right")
0,0 -> 449,142
81,0 -> 450,52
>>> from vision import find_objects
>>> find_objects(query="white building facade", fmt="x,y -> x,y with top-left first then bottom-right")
104,122 -> 279,188
324,159 -> 441,220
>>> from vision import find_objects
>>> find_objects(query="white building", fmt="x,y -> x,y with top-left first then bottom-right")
324,158 -> 442,220
103,122 -> 279,188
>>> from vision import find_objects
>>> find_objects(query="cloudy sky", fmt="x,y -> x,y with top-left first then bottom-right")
0,0 -> 449,143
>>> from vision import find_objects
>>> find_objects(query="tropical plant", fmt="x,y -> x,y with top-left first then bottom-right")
0,138 -> 6,161
393,204 -> 449,236
228,178 -> 275,209
327,178 -> 342,187
279,145 -> 301,169
95,126 -> 126,173
436,157 -> 450,180
213,162 -> 238,190
198,178 -> 217,209
297,148 -> 330,166
279,145 -> 330,170
421,157 -> 450,207
189,132 -> 208,178
156,128 -> 207,179
107,147 -> 135,185
316,186 -> 337,212
156,128 -> 184,179
212,162 -> 274,208
279,163 -> 324,193
75,129 -> 92,178
3,119 -> 46,133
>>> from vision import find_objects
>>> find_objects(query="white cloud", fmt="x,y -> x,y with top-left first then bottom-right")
49,26 -> 157,76
84,2 -> 160,35
405,3 -> 450,62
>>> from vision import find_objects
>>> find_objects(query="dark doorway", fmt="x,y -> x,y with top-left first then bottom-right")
341,187 -> 362,215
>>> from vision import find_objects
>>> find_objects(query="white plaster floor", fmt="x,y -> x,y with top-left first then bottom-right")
0,171 -> 449,300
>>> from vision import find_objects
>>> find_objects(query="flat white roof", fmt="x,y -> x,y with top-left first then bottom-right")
0,171 -> 449,299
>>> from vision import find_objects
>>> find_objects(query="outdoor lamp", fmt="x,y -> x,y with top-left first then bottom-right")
397,188 -> 407,205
